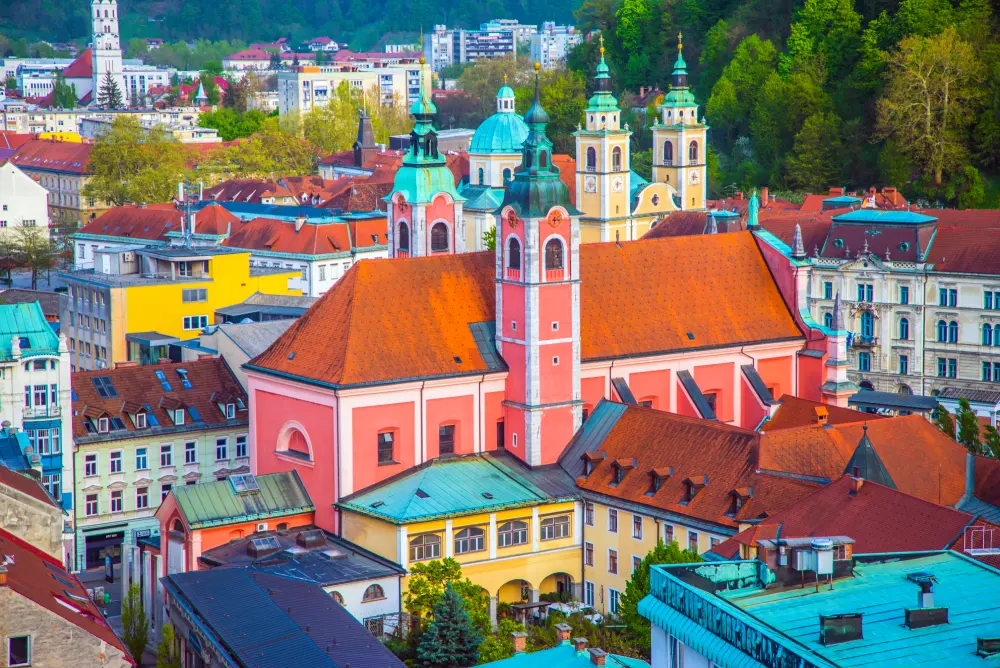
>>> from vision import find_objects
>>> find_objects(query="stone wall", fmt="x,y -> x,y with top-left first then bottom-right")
0,481 -> 63,560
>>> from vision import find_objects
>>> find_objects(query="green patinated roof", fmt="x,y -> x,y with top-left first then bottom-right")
832,210 -> 936,225
459,183 -> 506,211
470,111 -> 529,154
481,642 -> 649,667
660,87 -> 698,108
173,470 -> 314,529
390,162 -> 465,205
337,453 -> 575,524
0,302 -> 59,360
497,85 -> 516,100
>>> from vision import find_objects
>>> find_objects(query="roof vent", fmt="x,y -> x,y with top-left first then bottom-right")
819,613 -> 863,645
415,488 -> 429,498
905,571 -> 948,628
686,332 -> 695,340
247,536 -> 281,558
482,492 -> 494,499
978,638 -> 1000,658
296,529 -> 326,549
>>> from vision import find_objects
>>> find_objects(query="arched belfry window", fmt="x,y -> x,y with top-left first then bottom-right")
431,223 -> 449,253
586,147 -> 596,171
507,237 -> 521,270
688,140 -> 699,163
397,222 -> 410,251
478,167 -> 485,185
544,238 -> 564,270
663,141 -> 673,166
539,151 -> 548,168
612,146 -> 622,172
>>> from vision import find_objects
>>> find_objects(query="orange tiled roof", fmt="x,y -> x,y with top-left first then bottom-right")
222,216 -> 387,255
0,131 -> 33,151
249,231 -> 803,387
71,358 -> 246,440
759,415 -> 969,505
568,404 -> 819,529
11,139 -> 92,175
763,395 -> 883,431
194,202 -> 243,236
77,204 -> 240,242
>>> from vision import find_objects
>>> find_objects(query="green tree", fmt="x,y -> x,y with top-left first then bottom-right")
482,225 -> 496,251
877,28 -> 983,186
934,404 -> 957,439
618,540 -> 701,650
792,0 -> 863,80
985,425 -> 1000,458
14,225 -> 54,290
477,619 -> 525,664
513,68 -> 587,154
82,116 -> 187,207
405,558 -> 490,634
957,397 -> 983,454
785,111 -> 844,191
156,624 -> 182,668
97,71 -> 124,110
121,583 -> 149,666
417,584 -> 482,668
224,118 -> 317,178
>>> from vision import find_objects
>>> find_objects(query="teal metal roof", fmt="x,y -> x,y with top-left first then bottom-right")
389,162 -> 465,205
337,453 -> 575,524
480,642 -> 648,667
831,210 -> 936,225
470,110 -> 529,154
498,85 -> 516,100
0,302 -> 59,360
724,552 -> 1000,667
824,195 -> 862,205
459,183 -> 506,211
173,471 -> 314,529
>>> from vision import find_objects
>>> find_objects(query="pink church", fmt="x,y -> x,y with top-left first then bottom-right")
244,74 -> 840,531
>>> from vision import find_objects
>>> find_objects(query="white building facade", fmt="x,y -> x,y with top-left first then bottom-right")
0,162 -> 51,240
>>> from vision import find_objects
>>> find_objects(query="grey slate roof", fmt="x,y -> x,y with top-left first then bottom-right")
843,425 -> 896,489
558,400 -> 627,480
242,292 -> 319,308
163,569 -> 405,668
677,370 -> 717,420
0,429 -> 30,472
848,390 -> 937,412
0,289 -> 64,319
218,320 -> 295,359
740,365 -> 779,406
938,387 -> 1000,405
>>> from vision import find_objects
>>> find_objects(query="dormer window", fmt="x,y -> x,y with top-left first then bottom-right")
582,451 -> 604,476
98,417 -> 109,433
226,403 -> 236,419
135,413 -> 147,429
682,475 -> 708,503
610,458 -> 636,486
646,467 -> 673,496
174,409 -> 185,425
727,487 -> 752,517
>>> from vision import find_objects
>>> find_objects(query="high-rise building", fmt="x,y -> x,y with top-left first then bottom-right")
530,22 -> 583,69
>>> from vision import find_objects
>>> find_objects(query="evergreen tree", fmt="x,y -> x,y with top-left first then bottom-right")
985,425 -> 1000,458
933,404 -> 957,440
156,624 -> 182,668
957,397 -> 983,454
618,540 -> 701,650
98,71 -> 124,110
785,111 -> 844,191
416,584 -> 482,668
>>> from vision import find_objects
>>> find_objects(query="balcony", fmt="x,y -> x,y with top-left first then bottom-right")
544,269 -> 566,282
24,405 -> 61,419
853,335 -> 878,349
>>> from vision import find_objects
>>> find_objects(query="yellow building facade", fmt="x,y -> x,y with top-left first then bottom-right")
60,246 -> 300,371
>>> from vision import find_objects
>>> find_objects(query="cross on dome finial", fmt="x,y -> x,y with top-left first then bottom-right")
599,33 -> 605,56
503,73 -> 508,83
678,32 -> 683,52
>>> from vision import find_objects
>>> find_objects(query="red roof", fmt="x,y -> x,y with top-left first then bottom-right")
0,527 -> 133,663
924,225 -> 1000,275
227,49 -> 274,61
61,48 -> 93,79
764,395 -> 883,431
10,139 -> 92,175
77,204 -> 239,242
193,202 -> 242,236
0,132 -> 33,151
0,466 -> 59,508
71,358 -> 247,440
571,404 -> 819,529
759,415 -> 969,505
222,215 -> 387,255
249,232 -> 803,387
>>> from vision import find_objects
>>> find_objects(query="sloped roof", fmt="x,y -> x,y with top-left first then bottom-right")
249,232 -> 802,387
560,401 -> 819,529
0,302 -> 59,360
0,131 -> 33,151
482,642 -> 648,667
192,202 -> 242,235
0,463 -> 59,507
222,215 -> 388,256
0,527 -> 132,662
925,226 -> 1000,275
10,139 -> 92,175
470,109 -> 529,154
172,470 -> 313,529
217,320 -> 295,359
61,48 -> 93,79
338,452 -> 573,523
71,358 -> 247,440
0,288 -> 64,319
76,204 -> 179,241
763,395 -> 883,431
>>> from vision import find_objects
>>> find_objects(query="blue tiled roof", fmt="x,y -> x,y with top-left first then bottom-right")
831,210 -> 936,225
192,200 -> 382,223
0,302 -> 59,360
0,429 -> 30,472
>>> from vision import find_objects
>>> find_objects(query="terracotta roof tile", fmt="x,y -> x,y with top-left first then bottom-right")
925,226 -> 1000,275
222,215 -> 387,255
78,204 -> 238,242
249,232 -> 802,386
11,139 -> 92,175
71,358 -> 247,440
644,211 -> 746,239
764,395 -> 883,431
0,132 -> 33,151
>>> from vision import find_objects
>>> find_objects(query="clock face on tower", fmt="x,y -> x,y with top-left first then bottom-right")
689,170 -> 701,185
584,176 -> 597,193
612,176 -> 624,192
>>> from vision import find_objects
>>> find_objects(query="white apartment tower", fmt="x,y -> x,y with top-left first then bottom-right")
91,0 -> 125,101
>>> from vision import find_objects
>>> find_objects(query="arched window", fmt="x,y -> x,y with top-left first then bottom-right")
397,221 -> 410,251
899,317 -> 909,340
362,584 -> 386,601
409,534 -> 441,562
612,146 -> 622,172
497,520 -> 528,547
948,321 -> 959,343
899,384 -> 913,395
454,527 -> 485,554
544,238 -> 564,270
502,168 -> 512,185
984,324 -> 994,346
663,141 -> 673,166
937,320 -> 947,342
586,147 -> 596,171
104,9 -> 108,16
860,311 -> 874,338
430,222 -> 449,253
507,237 -> 521,270
331,591 -> 344,605
995,326 -> 1000,347
539,151 -> 548,168
824,312 -> 834,329
279,425 -> 311,461
478,167 -> 484,185
688,140 -> 699,163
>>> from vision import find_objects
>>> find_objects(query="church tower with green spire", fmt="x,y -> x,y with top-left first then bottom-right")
652,33 -> 709,210
495,63 -> 582,467
573,35 -> 634,243
387,56 -> 466,258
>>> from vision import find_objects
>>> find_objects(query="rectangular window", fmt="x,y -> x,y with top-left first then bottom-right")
33,384 -> 47,406
50,384 -> 58,405
136,487 -> 148,510
899,355 -> 909,376
161,484 -> 172,501
585,541 -> 594,567
160,444 -> 173,467
182,315 -> 209,330
858,352 -> 871,372
608,508 -> 618,533
584,502 -> 594,526
377,431 -> 395,464
949,289 -> 958,307
608,588 -> 620,615
23,385 -> 29,407
181,288 -> 208,302
608,549 -> 618,575
939,358 -> 947,377
584,581 -> 595,607
540,515 -> 570,540
663,524 -> 674,544
109,451 -> 122,474
939,288 -> 948,306
8,636 -> 30,667
135,412 -> 147,429
438,424 -> 455,455
948,358 -> 957,378
496,419 -> 504,448
42,473 -> 60,500
135,447 -> 148,470
85,453 -> 97,477
824,282 -> 832,300
85,493 -> 98,516
633,555 -> 642,573
994,362 -> 1000,382
236,435 -> 247,459
184,441 -> 197,464
900,285 -> 909,305
689,531 -> 699,552
216,437 -> 228,461
110,490 -> 122,513
985,361 -> 993,382
632,514 -> 642,539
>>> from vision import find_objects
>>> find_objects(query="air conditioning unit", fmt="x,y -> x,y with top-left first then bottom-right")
123,251 -> 135,262
256,522 -> 268,532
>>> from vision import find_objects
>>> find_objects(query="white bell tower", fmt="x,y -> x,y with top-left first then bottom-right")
91,0 -> 125,106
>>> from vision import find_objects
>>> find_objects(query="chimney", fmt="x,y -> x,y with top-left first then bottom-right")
295,216 -> 307,232
554,623 -> 572,643
761,187 -> 769,207
905,572 -> 948,628
511,632 -> 527,654
573,637 -> 588,653
734,191 -> 744,201
961,452 -> 976,505
0,563 -> 7,587
588,648 -> 607,666
851,474 -> 864,494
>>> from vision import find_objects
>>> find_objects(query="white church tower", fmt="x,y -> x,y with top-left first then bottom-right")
91,0 -> 125,105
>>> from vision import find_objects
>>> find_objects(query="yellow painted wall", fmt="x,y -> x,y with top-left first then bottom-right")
108,287 -> 128,367
122,252 -> 300,340
38,131 -> 83,143
341,512 -> 399,561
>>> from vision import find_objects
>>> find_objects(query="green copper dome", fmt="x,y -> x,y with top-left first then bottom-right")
470,111 -> 529,154
497,84 -> 515,100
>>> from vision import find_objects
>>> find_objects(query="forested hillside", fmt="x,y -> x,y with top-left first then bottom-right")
572,0 -> 1000,205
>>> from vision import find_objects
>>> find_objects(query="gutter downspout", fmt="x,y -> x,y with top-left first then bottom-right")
958,451 -> 976,508
335,388 -> 342,535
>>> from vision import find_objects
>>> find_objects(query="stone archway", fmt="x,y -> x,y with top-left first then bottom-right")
540,572 -> 576,603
